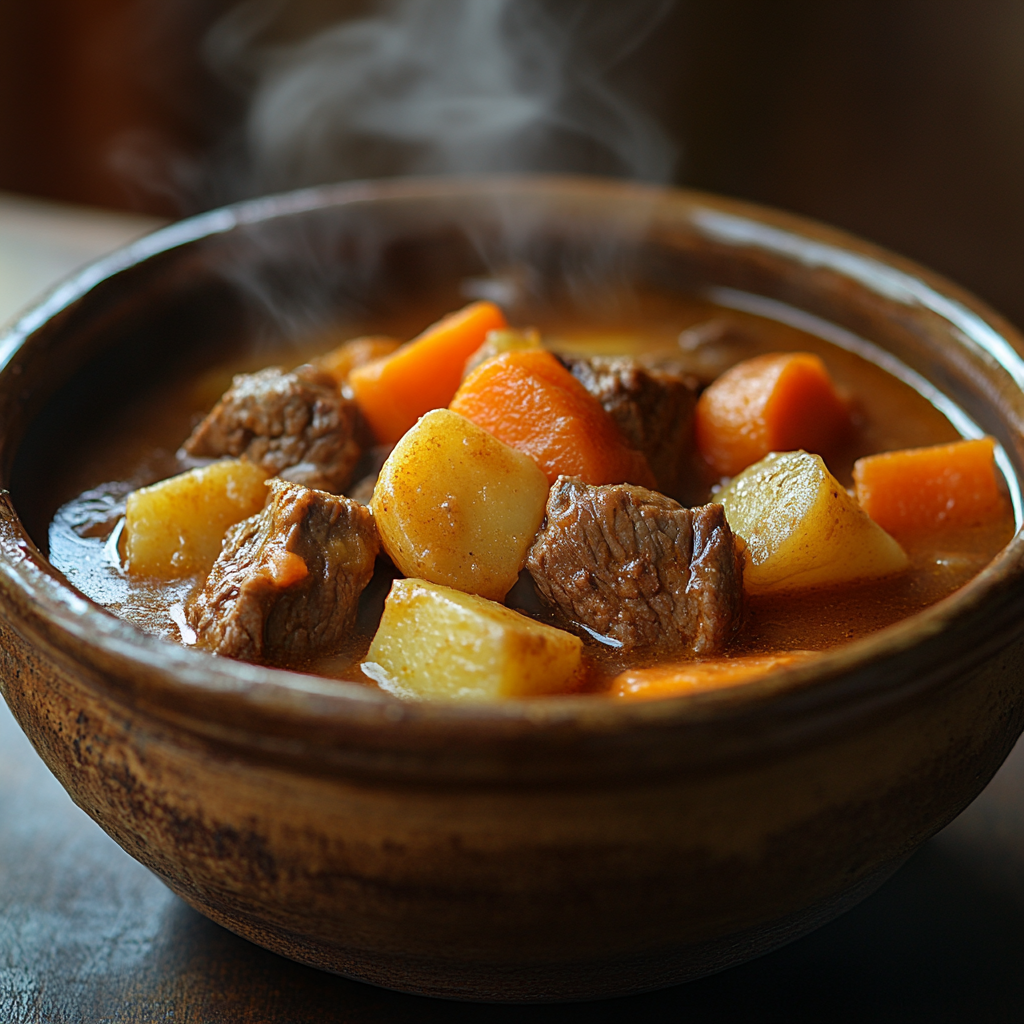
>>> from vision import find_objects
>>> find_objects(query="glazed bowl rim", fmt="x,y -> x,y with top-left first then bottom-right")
2,173 -> 1024,743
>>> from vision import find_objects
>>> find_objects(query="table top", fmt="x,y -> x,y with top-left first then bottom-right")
1,192 -> 1023,1023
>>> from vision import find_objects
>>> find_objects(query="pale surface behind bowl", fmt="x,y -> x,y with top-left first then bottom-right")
0,191 -> 163,328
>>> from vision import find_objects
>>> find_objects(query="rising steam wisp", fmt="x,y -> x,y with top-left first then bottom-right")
206,0 -> 678,192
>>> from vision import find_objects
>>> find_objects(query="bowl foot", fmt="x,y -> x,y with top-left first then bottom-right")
169,856 -> 907,1003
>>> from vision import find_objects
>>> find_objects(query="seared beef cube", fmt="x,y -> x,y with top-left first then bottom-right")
184,364 -> 361,493
676,318 -> 763,384
561,356 -> 698,499
186,479 -> 379,664
527,477 -> 743,656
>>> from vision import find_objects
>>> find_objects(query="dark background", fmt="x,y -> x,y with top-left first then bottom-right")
0,0 -> 1021,328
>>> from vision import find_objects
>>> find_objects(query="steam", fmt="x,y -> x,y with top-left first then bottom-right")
206,0 -> 678,194
109,1 -> 682,342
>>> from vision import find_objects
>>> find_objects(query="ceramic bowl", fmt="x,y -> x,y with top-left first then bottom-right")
1,178 -> 1023,1002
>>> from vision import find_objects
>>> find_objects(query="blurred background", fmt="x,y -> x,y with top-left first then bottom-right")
0,0 -> 1021,328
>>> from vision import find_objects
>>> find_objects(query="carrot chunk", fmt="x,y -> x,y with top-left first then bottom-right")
694,352 -> 851,478
266,549 -> 309,588
450,349 -> 656,487
853,437 -> 1008,536
315,335 -> 400,385
348,302 -> 507,443
611,652 -> 816,700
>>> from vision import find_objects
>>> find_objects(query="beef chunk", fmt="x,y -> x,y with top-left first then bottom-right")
561,356 -> 698,500
676,318 -> 763,384
184,364 -> 361,492
526,477 -> 743,656
186,479 -> 379,664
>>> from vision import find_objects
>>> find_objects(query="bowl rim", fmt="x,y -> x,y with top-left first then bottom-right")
2,173 -> 1024,748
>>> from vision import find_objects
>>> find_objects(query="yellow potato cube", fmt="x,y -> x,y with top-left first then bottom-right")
370,408 -> 549,601
715,450 -> 908,594
364,578 -> 582,699
124,458 -> 269,577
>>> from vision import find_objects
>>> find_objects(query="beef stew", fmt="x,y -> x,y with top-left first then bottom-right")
46,293 -> 1016,700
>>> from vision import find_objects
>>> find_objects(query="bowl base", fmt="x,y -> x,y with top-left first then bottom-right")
172,856 -> 907,1003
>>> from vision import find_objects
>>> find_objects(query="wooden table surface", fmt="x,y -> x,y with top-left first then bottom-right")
1,192 -> 1023,1023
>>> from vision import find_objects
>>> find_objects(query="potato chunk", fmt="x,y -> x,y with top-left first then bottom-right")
124,458 -> 269,577
370,408 -> 549,601
715,450 -> 908,593
364,578 -> 582,699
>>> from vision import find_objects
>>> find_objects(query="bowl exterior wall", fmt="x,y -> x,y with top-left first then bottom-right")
2,606 -> 1021,1001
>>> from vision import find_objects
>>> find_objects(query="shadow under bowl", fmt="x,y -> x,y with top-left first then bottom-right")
1,177 -> 1023,1002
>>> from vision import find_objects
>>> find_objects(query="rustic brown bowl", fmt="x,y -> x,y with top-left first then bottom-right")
1,178 -> 1023,1003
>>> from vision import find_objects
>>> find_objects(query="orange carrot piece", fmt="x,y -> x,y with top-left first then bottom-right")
348,302 -> 507,443
316,336 -> 400,385
612,651 -> 816,700
266,549 -> 309,588
694,352 -> 851,478
853,437 -> 1008,536
450,349 -> 657,487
